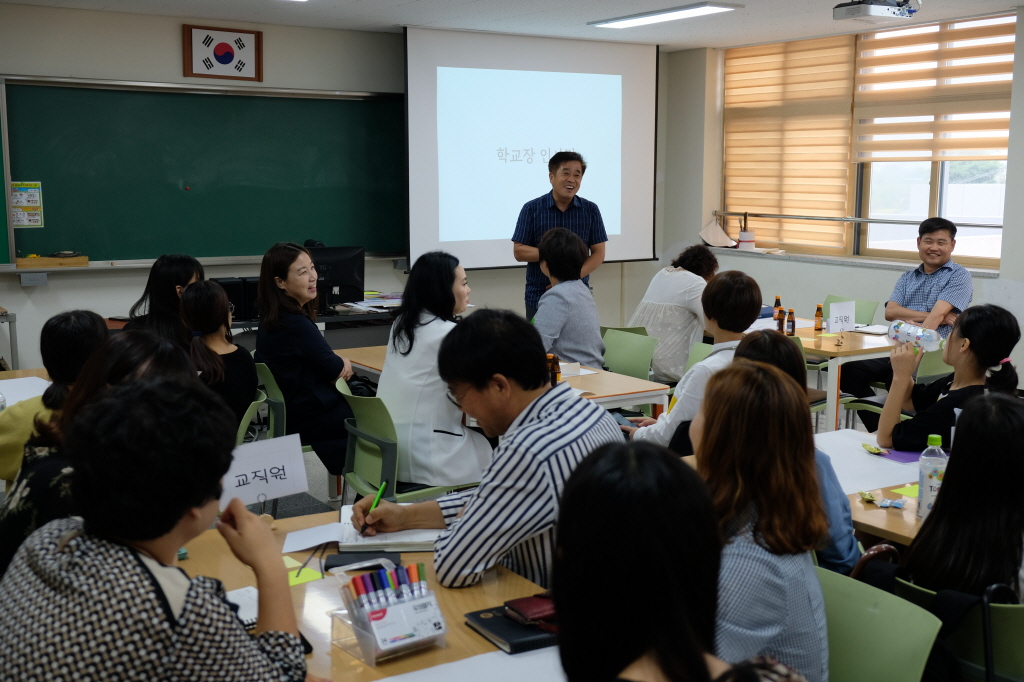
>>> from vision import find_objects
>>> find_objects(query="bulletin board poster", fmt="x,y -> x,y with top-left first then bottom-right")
10,182 -> 43,228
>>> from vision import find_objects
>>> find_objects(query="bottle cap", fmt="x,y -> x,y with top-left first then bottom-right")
788,308 -> 794,312
927,434 -> 942,447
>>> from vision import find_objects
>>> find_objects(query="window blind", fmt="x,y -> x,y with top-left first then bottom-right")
723,35 -> 855,250
853,15 -> 1015,162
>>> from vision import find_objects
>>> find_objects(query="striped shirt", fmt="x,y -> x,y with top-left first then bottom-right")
433,382 -> 622,588
888,260 -> 973,338
512,192 -> 608,310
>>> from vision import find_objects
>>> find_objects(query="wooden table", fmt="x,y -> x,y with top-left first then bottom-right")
340,346 -> 672,411
182,511 -> 542,681
794,327 -> 895,431
848,482 -> 921,546
0,367 -> 48,381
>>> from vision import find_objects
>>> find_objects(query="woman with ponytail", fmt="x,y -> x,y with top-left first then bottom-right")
877,303 -> 1020,451
0,311 -> 107,485
181,280 -> 257,423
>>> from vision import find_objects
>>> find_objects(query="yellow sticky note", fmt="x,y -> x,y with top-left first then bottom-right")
819,333 -> 838,338
891,484 -> 919,497
282,556 -> 302,569
288,568 -> 323,586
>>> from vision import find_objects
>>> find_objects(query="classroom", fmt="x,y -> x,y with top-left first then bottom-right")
0,1 -> 1021,681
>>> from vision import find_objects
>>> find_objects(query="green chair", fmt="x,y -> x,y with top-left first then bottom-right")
917,348 -> 954,383
817,567 -> 941,682
236,389 -> 266,445
684,342 -> 713,375
603,329 -> 659,380
896,578 -> 1024,681
339,387 -> 477,504
256,362 -> 345,503
600,326 -> 648,338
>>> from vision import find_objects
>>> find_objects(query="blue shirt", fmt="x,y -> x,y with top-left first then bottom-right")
888,260 -> 973,338
512,192 -> 608,309
814,449 -> 859,574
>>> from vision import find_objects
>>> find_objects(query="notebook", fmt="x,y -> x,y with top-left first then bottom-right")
280,505 -> 442,553
225,586 -> 259,630
465,607 -> 557,654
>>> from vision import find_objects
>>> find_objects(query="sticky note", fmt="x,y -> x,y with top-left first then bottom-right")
891,484 -> 919,497
282,556 -> 302,569
288,568 -> 323,586
819,333 -> 838,338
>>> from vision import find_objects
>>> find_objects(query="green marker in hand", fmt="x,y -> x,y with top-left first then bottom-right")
359,480 -> 388,535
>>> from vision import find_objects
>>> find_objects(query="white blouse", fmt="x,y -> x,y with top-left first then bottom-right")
627,267 -> 707,382
376,314 -> 493,487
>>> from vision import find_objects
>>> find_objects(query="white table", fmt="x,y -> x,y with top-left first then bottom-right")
814,429 -> 918,494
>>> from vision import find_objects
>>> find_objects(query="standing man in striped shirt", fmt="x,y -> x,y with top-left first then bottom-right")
512,151 -> 608,321
351,309 -> 622,588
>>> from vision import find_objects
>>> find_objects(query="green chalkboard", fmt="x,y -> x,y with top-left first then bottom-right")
5,84 -> 407,260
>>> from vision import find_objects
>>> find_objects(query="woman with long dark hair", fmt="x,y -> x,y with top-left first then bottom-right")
691,360 -> 829,682
125,254 -> 205,348
555,441 -> 808,682
0,310 -> 107,485
376,251 -> 491,487
0,331 -> 196,575
903,393 -> 1024,598
181,280 -> 258,424
876,303 -> 1020,450
254,243 -> 354,475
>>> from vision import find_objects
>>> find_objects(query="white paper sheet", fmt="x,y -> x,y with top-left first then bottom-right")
814,429 -> 917,494
281,505 -> 443,553
745,318 -> 814,333
220,434 -> 309,508
0,376 -> 50,407
559,363 -> 597,376
380,648 -> 566,682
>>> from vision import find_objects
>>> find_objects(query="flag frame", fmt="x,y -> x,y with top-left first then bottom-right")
183,24 -> 264,82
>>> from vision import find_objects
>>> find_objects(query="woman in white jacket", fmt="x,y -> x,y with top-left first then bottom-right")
376,252 -> 493,487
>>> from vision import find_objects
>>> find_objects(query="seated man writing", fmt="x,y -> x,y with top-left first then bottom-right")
841,217 -> 973,431
352,309 -> 622,588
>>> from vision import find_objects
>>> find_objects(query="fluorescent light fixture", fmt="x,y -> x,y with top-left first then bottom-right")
590,2 -> 742,28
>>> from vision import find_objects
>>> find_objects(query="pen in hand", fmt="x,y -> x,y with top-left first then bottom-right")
359,480 -> 388,535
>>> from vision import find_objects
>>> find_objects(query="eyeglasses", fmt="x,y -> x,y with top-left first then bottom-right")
228,302 -> 235,314
445,387 -> 462,408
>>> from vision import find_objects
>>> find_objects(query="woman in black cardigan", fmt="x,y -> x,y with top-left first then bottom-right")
254,243 -> 354,474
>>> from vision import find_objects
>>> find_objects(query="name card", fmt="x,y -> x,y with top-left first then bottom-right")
827,301 -> 856,333
220,434 -> 309,508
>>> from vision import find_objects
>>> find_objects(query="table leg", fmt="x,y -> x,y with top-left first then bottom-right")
825,356 -> 842,431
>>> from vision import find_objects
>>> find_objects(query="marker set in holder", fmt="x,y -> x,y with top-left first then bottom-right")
330,563 -> 447,666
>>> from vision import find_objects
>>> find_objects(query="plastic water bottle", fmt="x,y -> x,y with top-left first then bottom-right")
888,320 -> 944,352
917,434 -> 948,521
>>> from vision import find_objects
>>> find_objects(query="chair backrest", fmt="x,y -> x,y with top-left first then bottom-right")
895,578 -> 1024,680
340,393 -> 399,492
236,389 -> 266,445
917,349 -> 953,383
600,326 -> 648,338
823,294 -> 880,326
603,329 -> 659,380
683,342 -> 713,375
817,566 -> 941,682
254,362 -> 287,438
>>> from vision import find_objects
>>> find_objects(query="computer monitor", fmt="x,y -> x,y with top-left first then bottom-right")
306,245 -> 365,315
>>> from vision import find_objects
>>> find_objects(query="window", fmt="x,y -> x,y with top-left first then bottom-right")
720,14 -> 1014,264
854,15 -> 1014,263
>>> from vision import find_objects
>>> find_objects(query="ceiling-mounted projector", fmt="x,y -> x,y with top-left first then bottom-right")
834,0 -> 920,23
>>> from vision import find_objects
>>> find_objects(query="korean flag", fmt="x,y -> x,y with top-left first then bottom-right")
191,28 -> 257,79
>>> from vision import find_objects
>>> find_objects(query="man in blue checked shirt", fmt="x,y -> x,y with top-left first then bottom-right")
512,151 -> 608,321
842,217 -> 973,431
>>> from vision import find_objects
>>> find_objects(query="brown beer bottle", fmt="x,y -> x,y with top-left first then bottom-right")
776,308 -> 786,332
786,308 -> 796,336
546,353 -> 561,387
773,295 -> 782,320
814,304 -> 824,332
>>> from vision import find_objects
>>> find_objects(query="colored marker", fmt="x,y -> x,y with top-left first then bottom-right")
396,566 -> 413,601
417,562 -> 428,598
359,481 -> 388,535
360,573 -> 380,609
377,569 -> 398,605
350,577 -> 370,611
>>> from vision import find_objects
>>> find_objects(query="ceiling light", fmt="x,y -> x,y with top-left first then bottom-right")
590,2 -> 743,28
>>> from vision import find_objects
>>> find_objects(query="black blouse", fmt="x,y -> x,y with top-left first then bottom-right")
891,374 -> 985,451
207,346 -> 259,425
